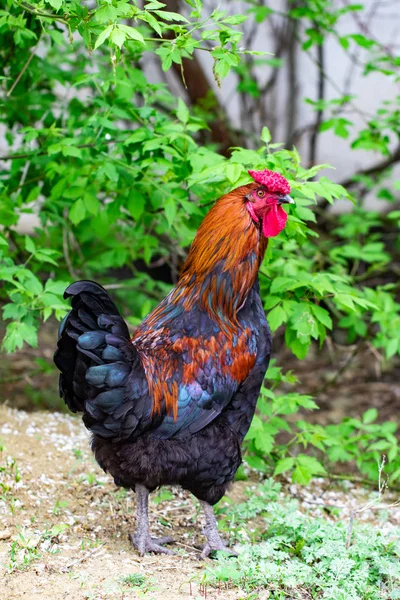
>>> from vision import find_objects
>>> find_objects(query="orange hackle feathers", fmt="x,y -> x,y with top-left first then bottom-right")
143,184 -> 268,333
132,184 -> 268,417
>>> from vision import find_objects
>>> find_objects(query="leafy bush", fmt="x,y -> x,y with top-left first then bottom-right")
1,1 -> 400,485
245,364 -> 400,486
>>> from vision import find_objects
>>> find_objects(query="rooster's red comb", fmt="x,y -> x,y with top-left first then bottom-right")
248,169 -> 290,195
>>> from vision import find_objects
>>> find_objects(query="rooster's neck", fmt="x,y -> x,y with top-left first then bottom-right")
139,187 -> 268,334
173,188 -> 268,331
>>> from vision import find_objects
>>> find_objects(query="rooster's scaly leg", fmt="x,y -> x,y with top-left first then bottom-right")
129,484 -> 175,555
200,501 -> 238,559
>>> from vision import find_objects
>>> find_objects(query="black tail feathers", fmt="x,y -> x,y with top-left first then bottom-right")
54,280 -> 144,439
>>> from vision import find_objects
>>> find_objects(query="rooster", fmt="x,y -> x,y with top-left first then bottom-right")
54,168 -> 293,557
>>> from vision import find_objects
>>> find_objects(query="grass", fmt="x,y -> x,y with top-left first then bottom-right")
202,480 -> 400,599
0,445 -> 21,515
8,524 -> 69,572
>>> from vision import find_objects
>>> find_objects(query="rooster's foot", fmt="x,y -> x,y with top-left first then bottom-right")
200,541 -> 238,559
200,500 -> 238,559
129,533 -> 175,556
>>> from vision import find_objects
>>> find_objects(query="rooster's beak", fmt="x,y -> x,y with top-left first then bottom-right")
278,195 -> 294,205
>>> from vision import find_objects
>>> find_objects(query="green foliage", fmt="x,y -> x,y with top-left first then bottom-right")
245,364 -> 400,486
204,480 -> 400,599
1,0 -> 399,361
0,0 -> 263,351
1,0 -> 400,488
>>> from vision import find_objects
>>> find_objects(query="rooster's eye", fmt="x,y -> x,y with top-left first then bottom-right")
257,190 -> 265,198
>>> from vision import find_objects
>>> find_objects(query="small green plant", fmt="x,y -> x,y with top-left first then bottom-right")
8,524 -> 69,572
0,452 -> 22,514
53,499 -> 69,515
121,573 -> 147,588
204,481 -> 400,599
79,472 -> 104,486
153,488 -> 174,505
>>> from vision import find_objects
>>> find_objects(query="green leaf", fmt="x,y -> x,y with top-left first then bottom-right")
127,192 -> 146,220
34,251 -> 59,266
311,304 -> 332,330
363,408 -> 378,424
20,271 -> 43,295
62,145 -> 82,158
69,199 -> 87,225
164,197 -> 177,226
292,465 -> 311,485
268,305 -> 287,331
223,15 -> 247,25
245,455 -> 268,473
153,10 -> 189,22
292,455 -> 326,485
25,235 -> 35,254
254,433 -> 274,454
214,58 -> 231,80
49,29 -> 65,47
2,321 -> 38,352
83,192 -> 100,215
225,163 -> 242,184
118,25 -> 145,44
110,27 -> 127,49
94,25 -> 113,50
349,33 -> 375,49
176,98 -> 189,125
46,0 -> 62,9
274,457 -> 295,476
45,280 -> 69,295
261,126 -> 271,144
145,1 -> 166,9
3,303 -> 28,321
386,338 -> 399,359
103,162 -> 119,182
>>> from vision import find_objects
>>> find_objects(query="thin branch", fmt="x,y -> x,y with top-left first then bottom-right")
0,138 -> 119,161
60,545 -> 106,572
19,2 -> 69,24
285,2 -> 299,147
62,225 -> 78,280
339,144 -> 400,188
7,37 -> 40,97
308,38 -> 325,166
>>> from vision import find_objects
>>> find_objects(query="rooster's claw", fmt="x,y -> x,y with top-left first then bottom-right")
129,533 -> 175,556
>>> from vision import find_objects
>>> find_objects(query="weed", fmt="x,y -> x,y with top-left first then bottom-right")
79,472 -> 104,486
153,488 -> 174,505
0,452 -> 22,514
7,524 -> 69,572
121,573 -> 147,588
53,499 -> 69,515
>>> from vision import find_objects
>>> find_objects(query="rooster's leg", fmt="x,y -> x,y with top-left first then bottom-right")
200,501 -> 238,559
129,484 -> 175,556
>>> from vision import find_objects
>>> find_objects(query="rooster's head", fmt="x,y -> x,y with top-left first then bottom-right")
245,169 -> 293,238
